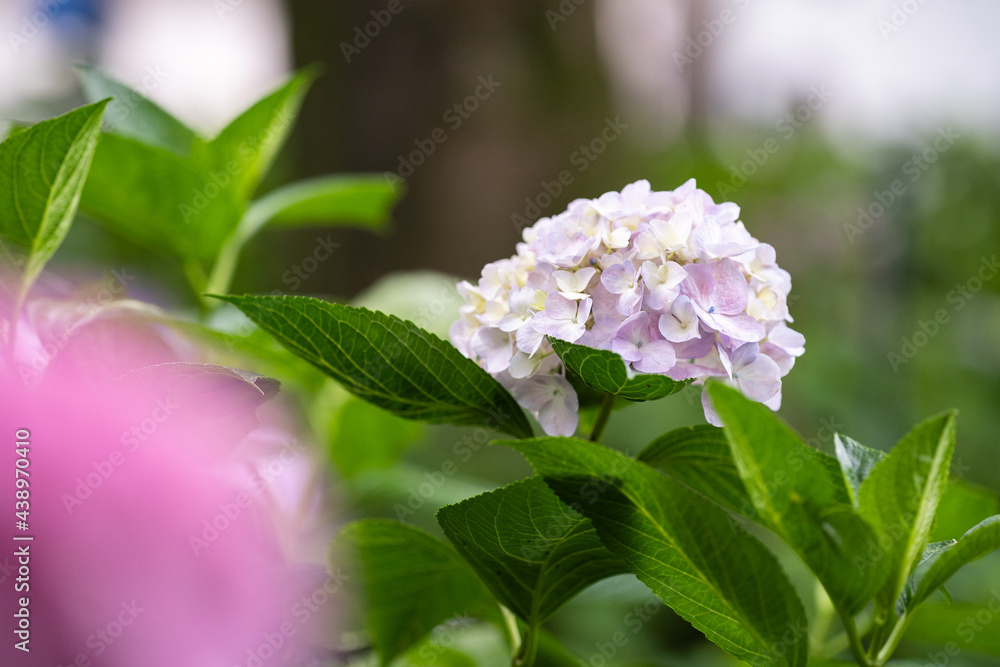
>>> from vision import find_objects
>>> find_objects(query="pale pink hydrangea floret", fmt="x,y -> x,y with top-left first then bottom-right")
450,179 -> 804,435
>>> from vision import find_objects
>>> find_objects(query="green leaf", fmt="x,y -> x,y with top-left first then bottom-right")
436,477 -> 625,624
81,134 -> 243,264
858,411 -> 957,610
834,433 -> 886,508
203,67 -> 318,201
897,539 -> 957,613
212,294 -> 533,438
637,425 -> 756,518
0,100 -> 108,299
250,174 -> 402,231
77,65 -> 198,155
217,174 -> 403,275
506,437 -> 809,667
548,337 -> 692,401
336,520 -> 498,665
707,383 -> 890,616
907,516 -> 1000,611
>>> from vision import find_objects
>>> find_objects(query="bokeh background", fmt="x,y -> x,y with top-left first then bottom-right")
3,1 -> 999,665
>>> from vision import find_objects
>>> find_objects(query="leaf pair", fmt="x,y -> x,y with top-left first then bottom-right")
338,481 -> 620,667
708,384 -> 892,617
76,67 -> 401,287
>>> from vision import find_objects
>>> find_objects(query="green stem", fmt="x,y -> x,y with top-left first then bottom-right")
512,623 -> 539,667
837,609 -> 873,667
867,618 -> 889,661
873,614 -> 911,666
589,394 -> 615,442
810,580 -> 836,656
205,235 -> 244,297
500,606 -> 521,657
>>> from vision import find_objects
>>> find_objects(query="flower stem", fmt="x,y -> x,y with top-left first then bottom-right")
512,623 -> 539,667
590,394 -> 615,442
873,614 -> 911,666
810,580 -> 836,656
837,609 -> 874,667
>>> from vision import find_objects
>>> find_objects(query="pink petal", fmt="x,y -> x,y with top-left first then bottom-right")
543,292 -> 578,321
682,263 -> 715,307
634,340 -> 676,373
701,389 -> 723,427
601,261 -> 636,295
710,259 -> 749,315
734,353 -> 781,403
703,312 -> 765,343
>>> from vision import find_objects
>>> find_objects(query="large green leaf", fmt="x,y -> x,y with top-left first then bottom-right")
506,437 -> 809,667
834,433 -> 886,508
637,424 -> 756,518
81,134 -> 243,263
0,100 -> 108,298
436,477 -> 625,624
858,412 -> 957,610
707,383 -> 890,616
548,338 -> 692,401
213,294 -> 533,438
336,520 -> 498,665
203,67 -> 317,201
906,516 -> 1000,611
77,65 -> 197,155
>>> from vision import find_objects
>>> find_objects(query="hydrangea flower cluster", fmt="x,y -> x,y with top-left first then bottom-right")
450,179 -> 805,436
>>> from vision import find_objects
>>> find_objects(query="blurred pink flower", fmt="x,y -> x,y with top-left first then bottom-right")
0,291 -> 333,666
